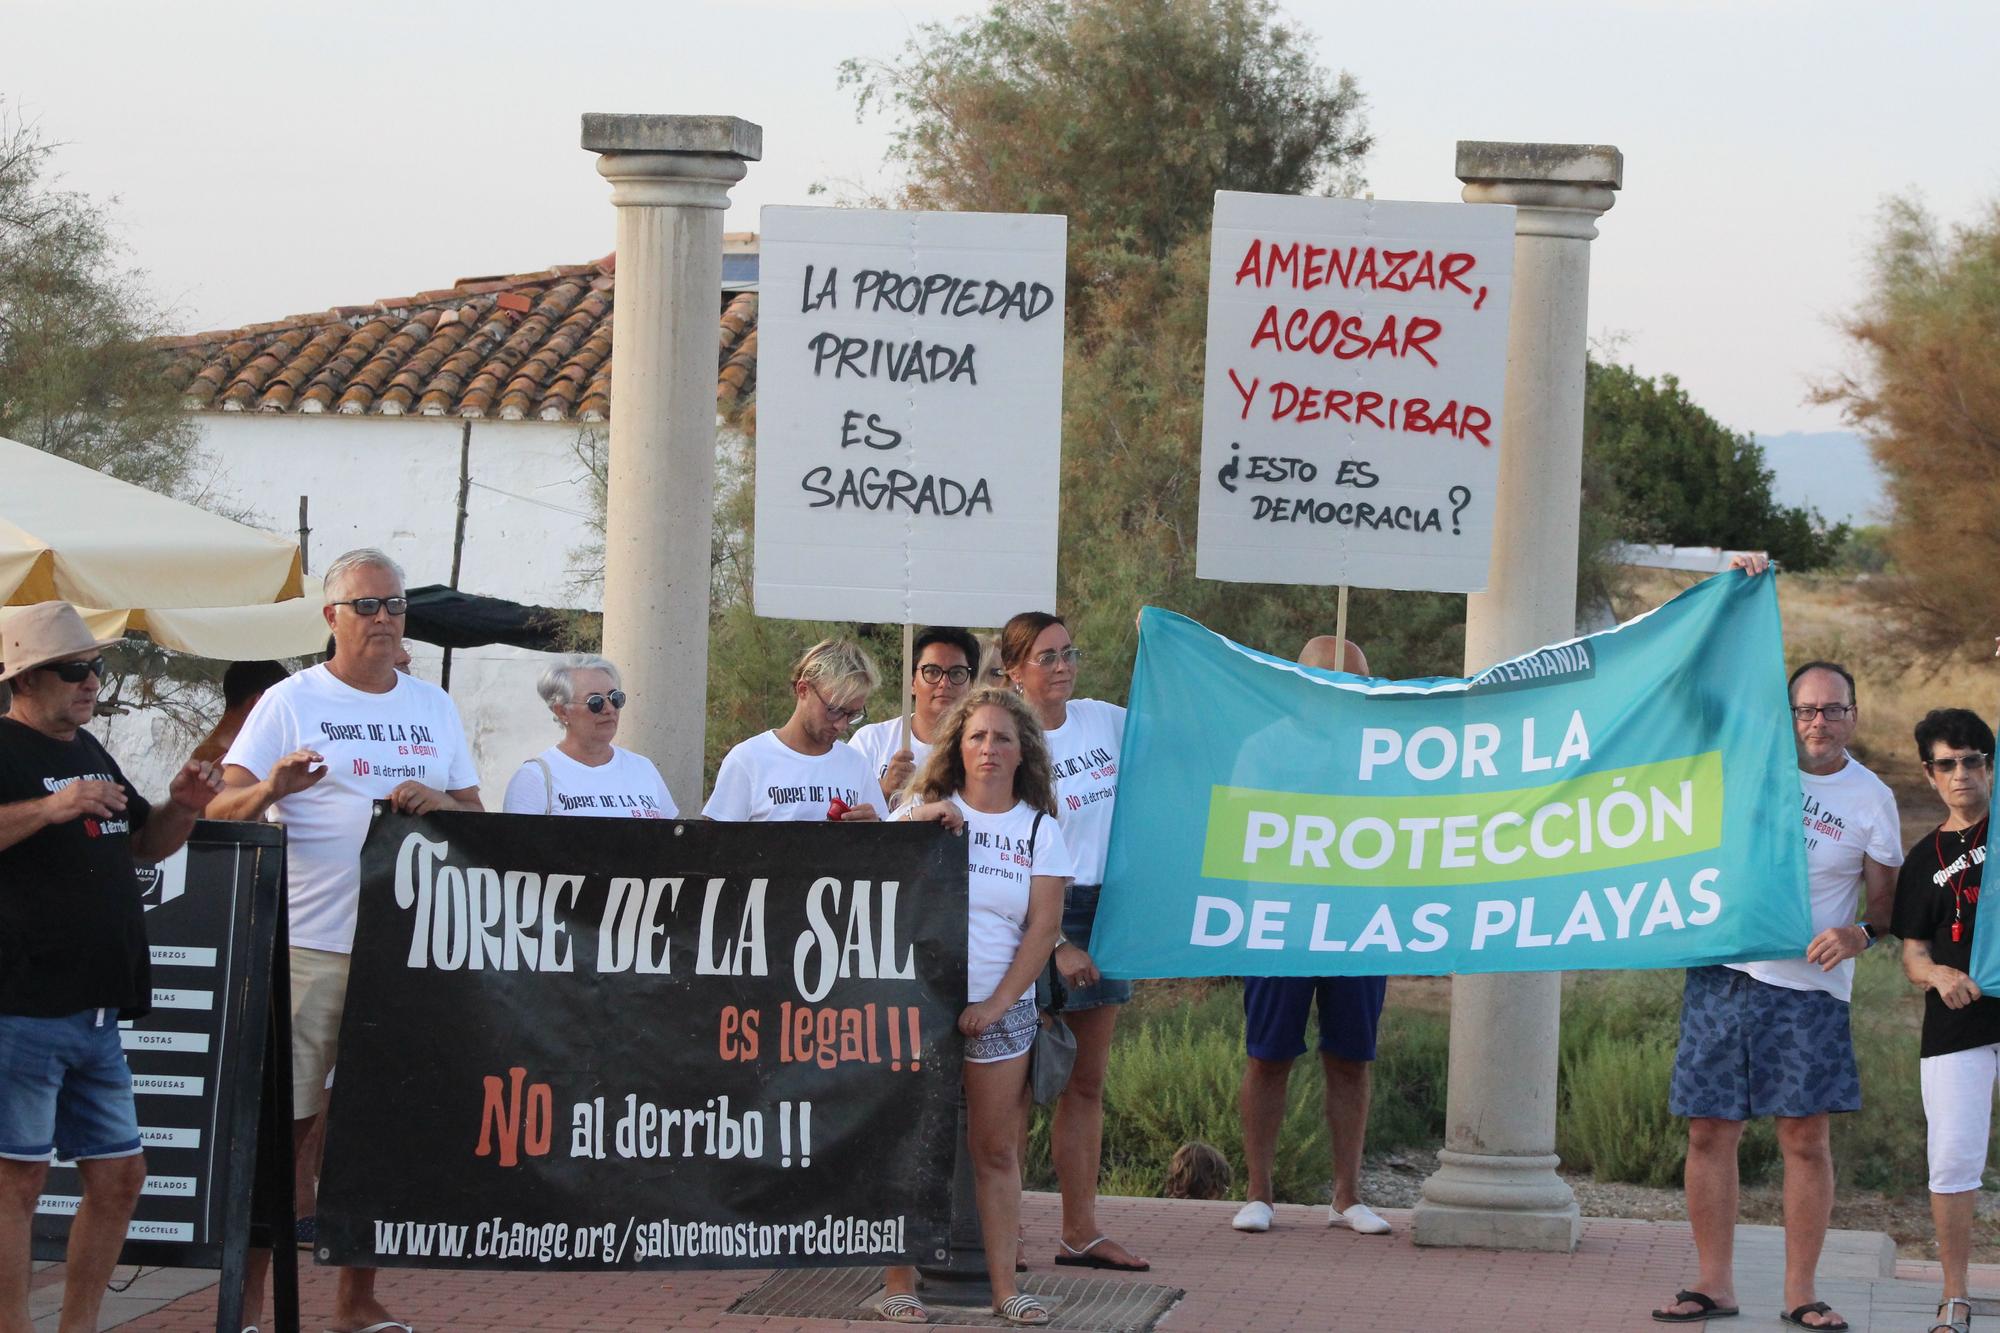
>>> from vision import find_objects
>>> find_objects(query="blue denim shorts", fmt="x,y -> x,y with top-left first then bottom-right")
1243,975 -> 1387,1063
1061,885 -> 1133,1011
0,1010 -> 144,1162
1669,966 -> 1861,1120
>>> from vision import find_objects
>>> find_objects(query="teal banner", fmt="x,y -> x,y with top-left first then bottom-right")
1969,777 -> 2000,992
1092,573 -> 1812,977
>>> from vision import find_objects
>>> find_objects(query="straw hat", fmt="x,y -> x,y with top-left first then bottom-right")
0,602 -> 123,683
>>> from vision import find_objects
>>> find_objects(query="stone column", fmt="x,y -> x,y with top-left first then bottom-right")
581,114 -> 761,811
1412,141 -> 1622,1253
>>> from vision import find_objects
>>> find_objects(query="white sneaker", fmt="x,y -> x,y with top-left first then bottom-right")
1330,1201 -> 1391,1234
1232,1200 -> 1274,1232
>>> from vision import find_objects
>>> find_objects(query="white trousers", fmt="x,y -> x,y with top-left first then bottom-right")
1921,1041 -> 2000,1194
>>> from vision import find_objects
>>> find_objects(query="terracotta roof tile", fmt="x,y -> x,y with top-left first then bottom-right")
159,254 -> 756,425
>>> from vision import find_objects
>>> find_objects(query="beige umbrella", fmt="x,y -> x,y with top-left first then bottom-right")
1,437 -> 326,659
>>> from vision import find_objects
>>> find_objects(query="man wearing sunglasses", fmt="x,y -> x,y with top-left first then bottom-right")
1892,709 -> 1998,1333
0,602 -> 223,1333
1658,561 -> 1902,1330
850,626 -> 981,811
209,548 -> 480,1333
704,638 -> 882,823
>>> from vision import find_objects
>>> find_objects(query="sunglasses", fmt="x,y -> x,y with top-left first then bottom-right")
1031,646 -> 1084,668
917,664 -> 973,686
331,597 -> 409,618
46,656 -> 106,684
1926,753 -> 1990,774
582,691 -> 626,714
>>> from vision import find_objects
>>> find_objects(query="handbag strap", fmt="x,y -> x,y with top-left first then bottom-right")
531,756 -> 555,815
1026,810 -> 1067,1013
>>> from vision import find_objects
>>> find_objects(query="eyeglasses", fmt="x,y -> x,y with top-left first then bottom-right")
1031,646 -> 1084,669
47,656 -> 106,684
917,664 -> 974,686
582,690 -> 626,714
331,597 -> 409,618
1926,753 -> 1991,774
1791,704 -> 1854,722
812,685 -> 865,726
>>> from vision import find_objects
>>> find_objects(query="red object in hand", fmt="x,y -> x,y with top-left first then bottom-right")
828,797 -> 850,821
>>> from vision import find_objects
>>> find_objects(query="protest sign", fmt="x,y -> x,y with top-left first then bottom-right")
754,206 -> 1066,626
1196,192 -> 1515,592
1091,573 -> 1811,976
316,811 -> 967,1271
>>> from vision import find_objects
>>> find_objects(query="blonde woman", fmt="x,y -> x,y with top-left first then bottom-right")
876,687 -> 1071,1327
703,638 -> 881,822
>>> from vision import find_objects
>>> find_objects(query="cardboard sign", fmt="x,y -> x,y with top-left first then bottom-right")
1196,192 -> 1515,592
317,811 -> 968,1271
755,207 -> 1066,625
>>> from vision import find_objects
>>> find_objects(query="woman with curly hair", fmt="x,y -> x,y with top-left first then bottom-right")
875,687 -> 1072,1327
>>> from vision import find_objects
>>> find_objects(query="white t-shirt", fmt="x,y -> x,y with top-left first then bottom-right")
848,718 -> 935,809
224,664 -> 479,954
701,731 -> 876,822
502,746 -> 677,820
1044,698 -> 1125,885
896,795 -> 1076,1004
1729,753 -> 1903,1002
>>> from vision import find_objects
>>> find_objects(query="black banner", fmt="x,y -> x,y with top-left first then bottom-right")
33,821 -> 288,1269
316,810 -> 968,1271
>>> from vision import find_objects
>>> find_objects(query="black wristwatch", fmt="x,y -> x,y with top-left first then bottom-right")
1858,922 -> 1879,946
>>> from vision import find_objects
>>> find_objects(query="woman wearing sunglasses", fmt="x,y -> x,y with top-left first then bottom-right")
1000,611 -> 1148,1273
501,654 -> 676,819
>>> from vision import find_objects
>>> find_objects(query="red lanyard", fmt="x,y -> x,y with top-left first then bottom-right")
1936,818 -> 1988,943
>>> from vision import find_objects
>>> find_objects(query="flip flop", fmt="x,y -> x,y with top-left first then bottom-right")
325,1323 -> 415,1333
1054,1235 -> 1150,1272
1652,1289 -> 1739,1323
995,1294 -> 1050,1326
874,1293 -> 928,1324
1780,1303 -> 1848,1331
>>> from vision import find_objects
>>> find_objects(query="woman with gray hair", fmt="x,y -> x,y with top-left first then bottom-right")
501,654 -> 676,819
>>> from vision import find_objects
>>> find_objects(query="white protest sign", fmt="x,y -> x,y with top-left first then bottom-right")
755,207 -> 1066,625
1196,192 -> 1515,592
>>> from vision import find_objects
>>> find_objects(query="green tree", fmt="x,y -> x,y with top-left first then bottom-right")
1584,360 -> 1845,571
842,0 -> 1371,278
0,105 -> 200,492
1813,194 -> 2000,655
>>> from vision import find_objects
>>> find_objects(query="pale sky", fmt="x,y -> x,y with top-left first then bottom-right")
3,0 -> 1993,437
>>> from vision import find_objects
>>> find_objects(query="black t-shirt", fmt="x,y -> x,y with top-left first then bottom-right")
0,717 -> 154,1017
1891,817 -> 2000,1058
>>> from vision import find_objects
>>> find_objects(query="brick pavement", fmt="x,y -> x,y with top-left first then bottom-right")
41,1193 -> 2000,1332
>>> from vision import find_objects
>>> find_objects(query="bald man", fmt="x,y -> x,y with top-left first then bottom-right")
1230,636 -> 1393,1236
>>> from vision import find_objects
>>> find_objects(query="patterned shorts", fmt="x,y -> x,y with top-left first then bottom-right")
1669,966 -> 1861,1120
966,996 -> 1038,1065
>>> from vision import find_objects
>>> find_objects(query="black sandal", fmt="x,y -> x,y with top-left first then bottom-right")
1653,1289 -> 1739,1323
1780,1301 -> 1849,1331
1931,1296 -> 1973,1333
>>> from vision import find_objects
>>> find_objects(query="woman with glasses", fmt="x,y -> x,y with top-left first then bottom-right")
876,687 -> 1072,1327
999,611 -> 1148,1273
703,638 -> 883,823
849,626 -> 982,811
502,654 -> 675,819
